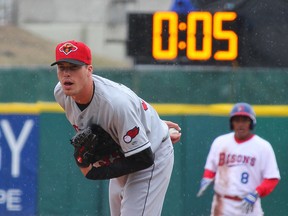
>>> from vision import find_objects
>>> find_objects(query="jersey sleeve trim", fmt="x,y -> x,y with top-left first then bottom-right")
256,178 -> 280,197
124,141 -> 151,157
203,169 -> 216,179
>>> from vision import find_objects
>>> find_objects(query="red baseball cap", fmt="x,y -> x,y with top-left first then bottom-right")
51,40 -> 92,66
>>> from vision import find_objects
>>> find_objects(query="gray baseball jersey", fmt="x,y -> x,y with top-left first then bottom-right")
54,74 -> 174,216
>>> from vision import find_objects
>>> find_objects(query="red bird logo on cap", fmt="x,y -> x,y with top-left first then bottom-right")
123,126 -> 139,143
59,43 -> 78,55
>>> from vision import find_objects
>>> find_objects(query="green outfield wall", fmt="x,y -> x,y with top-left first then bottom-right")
0,103 -> 287,216
1,67 -> 288,104
0,67 -> 288,215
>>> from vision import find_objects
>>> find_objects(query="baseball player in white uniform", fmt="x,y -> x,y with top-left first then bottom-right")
197,102 -> 280,216
51,40 -> 181,216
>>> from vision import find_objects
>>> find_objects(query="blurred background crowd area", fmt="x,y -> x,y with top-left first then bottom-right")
0,0 -> 287,68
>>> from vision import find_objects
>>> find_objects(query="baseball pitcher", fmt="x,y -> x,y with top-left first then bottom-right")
51,40 -> 181,216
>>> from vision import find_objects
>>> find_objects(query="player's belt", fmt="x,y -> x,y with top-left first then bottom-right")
215,192 -> 242,201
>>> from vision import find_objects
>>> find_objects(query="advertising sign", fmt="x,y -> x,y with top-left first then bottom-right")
0,115 -> 39,216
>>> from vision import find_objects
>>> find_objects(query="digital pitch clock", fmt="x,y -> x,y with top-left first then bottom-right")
127,11 -> 240,66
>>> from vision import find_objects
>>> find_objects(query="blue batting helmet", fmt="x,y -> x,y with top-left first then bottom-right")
230,102 -> 256,130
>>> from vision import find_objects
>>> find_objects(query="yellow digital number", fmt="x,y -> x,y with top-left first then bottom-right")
152,11 -> 238,61
213,12 -> 238,60
186,12 -> 212,60
152,12 -> 178,60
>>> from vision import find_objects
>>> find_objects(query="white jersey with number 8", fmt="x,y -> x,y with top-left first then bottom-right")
205,132 -> 280,197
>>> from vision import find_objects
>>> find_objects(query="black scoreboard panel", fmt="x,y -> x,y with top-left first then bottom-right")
127,12 -> 240,66
126,10 -> 288,67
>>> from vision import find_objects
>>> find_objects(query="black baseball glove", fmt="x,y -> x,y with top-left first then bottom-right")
70,124 -> 123,168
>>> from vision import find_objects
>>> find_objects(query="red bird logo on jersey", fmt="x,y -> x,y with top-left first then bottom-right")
123,126 -> 139,143
73,124 -> 79,132
142,100 -> 148,111
59,43 -> 78,55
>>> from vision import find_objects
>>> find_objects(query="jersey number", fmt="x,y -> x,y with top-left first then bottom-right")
241,172 -> 249,184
